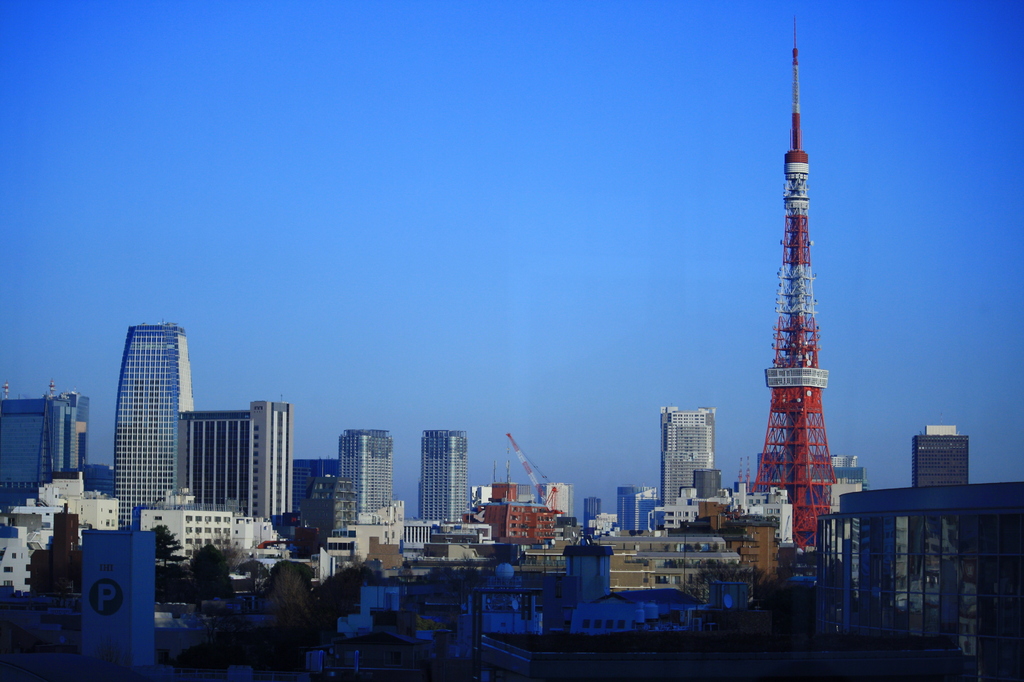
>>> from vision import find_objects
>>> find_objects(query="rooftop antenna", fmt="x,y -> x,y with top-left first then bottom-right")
2,380 -> 8,400
791,17 -> 802,152
49,379 -> 56,397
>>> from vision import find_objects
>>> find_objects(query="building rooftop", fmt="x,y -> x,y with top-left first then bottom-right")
487,632 -> 957,654
835,482 -> 1024,515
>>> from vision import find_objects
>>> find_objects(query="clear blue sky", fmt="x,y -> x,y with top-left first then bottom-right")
2,2 -> 1022,515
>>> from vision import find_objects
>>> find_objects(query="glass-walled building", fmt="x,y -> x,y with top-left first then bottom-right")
113,323 -> 193,528
0,390 -> 89,503
818,482 -> 1023,681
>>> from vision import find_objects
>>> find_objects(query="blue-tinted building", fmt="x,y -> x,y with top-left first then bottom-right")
292,458 -> 341,513
84,463 -> 115,497
818,482 -> 1024,681
0,390 -> 89,503
113,323 -> 193,528
583,496 -> 601,535
617,485 -> 657,532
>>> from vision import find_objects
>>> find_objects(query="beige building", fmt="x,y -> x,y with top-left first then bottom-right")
140,500 -> 235,557
521,535 -> 739,592
39,474 -> 118,531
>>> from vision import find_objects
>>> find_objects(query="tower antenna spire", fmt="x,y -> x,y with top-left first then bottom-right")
791,18 -> 802,151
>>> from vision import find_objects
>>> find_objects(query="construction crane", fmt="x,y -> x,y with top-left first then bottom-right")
505,432 -> 561,513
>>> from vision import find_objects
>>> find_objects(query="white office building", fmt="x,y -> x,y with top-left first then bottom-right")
418,430 -> 468,522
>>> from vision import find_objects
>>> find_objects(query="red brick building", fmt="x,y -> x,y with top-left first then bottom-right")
464,483 -> 557,544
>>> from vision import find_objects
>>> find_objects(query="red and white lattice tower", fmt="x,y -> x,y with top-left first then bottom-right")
753,37 -> 836,550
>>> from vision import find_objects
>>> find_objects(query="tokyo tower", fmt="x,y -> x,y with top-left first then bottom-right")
753,36 -> 836,550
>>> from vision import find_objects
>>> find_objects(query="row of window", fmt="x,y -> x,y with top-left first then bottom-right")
581,618 -> 628,629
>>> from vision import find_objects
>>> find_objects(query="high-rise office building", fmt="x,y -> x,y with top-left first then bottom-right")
583,496 -> 601,535
292,458 -> 341,513
912,425 -> 968,488
660,406 -> 716,505
0,388 -> 89,498
113,323 -> 193,527
178,401 -> 294,519
616,485 -> 657,533
418,430 -> 467,522
339,429 -> 393,514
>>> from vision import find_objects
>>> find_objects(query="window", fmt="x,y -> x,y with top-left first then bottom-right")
582,619 -> 590,628
385,651 -> 402,666
2,567 -> 11,573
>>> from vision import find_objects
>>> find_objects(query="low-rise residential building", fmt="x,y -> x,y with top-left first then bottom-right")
599,535 -> 740,591
0,526 -> 31,593
230,516 -> 277,550
38,478 -> 117,532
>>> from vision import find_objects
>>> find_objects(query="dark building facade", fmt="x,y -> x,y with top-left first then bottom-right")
912,425 -> 969,488
83,463 -> 115,497
292,458 -> 341,513
694,469 -> 722,499
299,476 -> 357,547
818,482 -> 1023,682
583,496 -> 601,535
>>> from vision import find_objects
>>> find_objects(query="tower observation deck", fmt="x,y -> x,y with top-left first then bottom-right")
753,36 -> 836,550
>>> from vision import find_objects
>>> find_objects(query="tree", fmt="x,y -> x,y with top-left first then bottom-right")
311,563 -> 374,628
154,525 -> 186,565
154,525 -> 189,602
268,563 -> 313,629
237,559 -> 271,595
680,563 -> 783,605
191,544 -> 234,602
267,560 -> 314,594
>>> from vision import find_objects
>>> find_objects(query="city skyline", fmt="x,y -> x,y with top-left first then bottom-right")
2,4 -> 1022,510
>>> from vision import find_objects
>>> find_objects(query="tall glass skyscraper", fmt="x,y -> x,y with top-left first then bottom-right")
114,323 -> 193,527
419,430 -> 467,522
0,389 -> 89,501
339,429 -> 393,514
